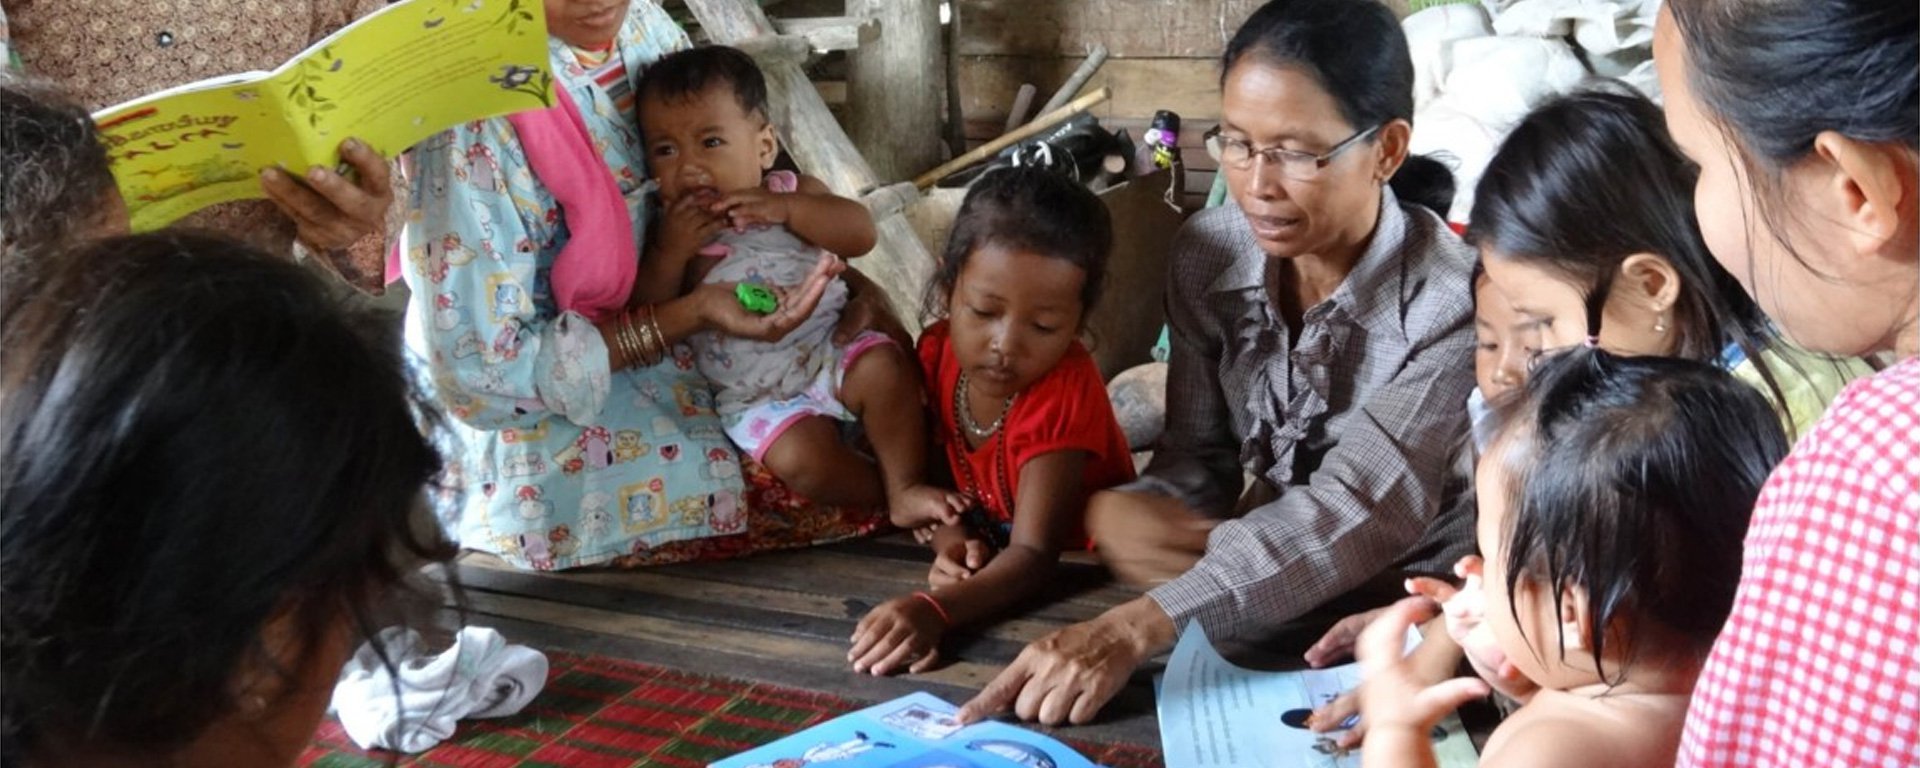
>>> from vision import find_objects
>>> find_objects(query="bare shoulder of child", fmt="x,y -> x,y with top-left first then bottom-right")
1481,688 -> 1689,768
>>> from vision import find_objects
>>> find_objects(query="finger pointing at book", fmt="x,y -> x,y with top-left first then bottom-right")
958,598 -> 1172,726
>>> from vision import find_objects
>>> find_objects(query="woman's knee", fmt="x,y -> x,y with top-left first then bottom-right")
1087,491 -> 1201,551
1086,490 -> 1149,552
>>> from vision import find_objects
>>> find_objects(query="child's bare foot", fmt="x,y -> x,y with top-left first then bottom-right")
890,484 -> 968,532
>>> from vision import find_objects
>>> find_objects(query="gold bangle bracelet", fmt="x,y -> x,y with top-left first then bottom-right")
615,310 -> 644,369
645,303 -> 667,360
635,304 -> 664,367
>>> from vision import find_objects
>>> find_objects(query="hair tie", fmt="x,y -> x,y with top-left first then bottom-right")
1584,335 -> 1601,348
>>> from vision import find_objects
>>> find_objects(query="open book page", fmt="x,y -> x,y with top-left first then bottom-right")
95,78 -> 311,230
1157,622 -> 1479,768
711,692 -> 1102,768
93,0 -> 556,231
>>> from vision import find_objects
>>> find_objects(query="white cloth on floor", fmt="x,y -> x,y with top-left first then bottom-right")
330,626 -> 548,753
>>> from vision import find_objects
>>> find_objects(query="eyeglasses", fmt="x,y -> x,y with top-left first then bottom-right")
1203,124 -> 1382,181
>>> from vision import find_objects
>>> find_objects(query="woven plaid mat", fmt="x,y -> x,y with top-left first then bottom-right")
301,651 -> 1163,768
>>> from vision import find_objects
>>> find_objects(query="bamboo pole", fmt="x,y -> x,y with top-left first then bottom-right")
1036,44 -> 1110,115
1003,84 -> 1038,134
912,86 -> 1112,190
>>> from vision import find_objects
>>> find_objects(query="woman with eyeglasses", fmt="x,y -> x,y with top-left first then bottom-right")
955,0 -> 1479,727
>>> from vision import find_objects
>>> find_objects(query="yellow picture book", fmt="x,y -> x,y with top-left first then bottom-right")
92,0 -> 557,231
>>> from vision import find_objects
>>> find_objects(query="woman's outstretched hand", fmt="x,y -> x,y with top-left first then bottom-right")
701,250 -> 844,342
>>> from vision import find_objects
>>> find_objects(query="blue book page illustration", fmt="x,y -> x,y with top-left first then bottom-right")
1156,622 -> 1479,768
712,692 -> 1103,768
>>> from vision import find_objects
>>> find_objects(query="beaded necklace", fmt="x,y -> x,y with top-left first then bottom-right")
951,371 -> 1017,549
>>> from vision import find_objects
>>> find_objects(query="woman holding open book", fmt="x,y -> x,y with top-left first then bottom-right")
1,0 -> 397,293
397,0 -> 901,571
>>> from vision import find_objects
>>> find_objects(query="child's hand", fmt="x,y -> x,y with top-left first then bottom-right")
710,187 -> 793,231
1306,690 -> 1363,747
657,194 -> 726,263
891,485 -> 969,531
1408,557 -> 1539,702
1356,597 -> 1490,738
1305,599 -> 1442,751
930,537 -> 992,588
849,595 -> 947,675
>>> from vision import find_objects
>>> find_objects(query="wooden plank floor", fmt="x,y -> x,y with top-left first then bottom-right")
434,534 -> 1168,749
433,533 -> 1503,756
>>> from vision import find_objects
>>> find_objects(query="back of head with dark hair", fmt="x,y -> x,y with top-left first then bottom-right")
1467,89 -> 1795,415
923,166 -> 1112,322
1221,0 -> 1454,215
1490,349 -> 1789,684
1668,0 -> 1917,268
0,233 -> 453,760
0,76 -> 119,265
1670,0 -> 1917,165
635,45 -> 770,122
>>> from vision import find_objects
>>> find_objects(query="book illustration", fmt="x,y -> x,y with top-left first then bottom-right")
490,0 -> 540,35
422,0 -> 539,35
93,0 -> 557,231
711,692 -> 1103,768
285,46 -> 343,132
743,731 -> 899,768
965,740 -> 1060,768
490,64 -> 554,107
1156,622 -> 1478,768
122,155 -> 256,210
880,703 -> 964,741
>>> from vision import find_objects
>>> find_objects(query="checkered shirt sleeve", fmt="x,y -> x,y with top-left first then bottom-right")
1678,358 -> 1920,768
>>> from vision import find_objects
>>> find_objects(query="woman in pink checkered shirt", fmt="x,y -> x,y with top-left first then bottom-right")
1654,1 -> 1918,766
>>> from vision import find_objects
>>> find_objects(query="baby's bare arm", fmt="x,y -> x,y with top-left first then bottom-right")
783,175 -> 877,257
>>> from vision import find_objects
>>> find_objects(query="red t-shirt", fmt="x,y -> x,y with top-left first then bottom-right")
918,321 -> 1136,547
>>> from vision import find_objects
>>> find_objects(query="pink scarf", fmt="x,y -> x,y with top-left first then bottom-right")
388,86 -> 635,323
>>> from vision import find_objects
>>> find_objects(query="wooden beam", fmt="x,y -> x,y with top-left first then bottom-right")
861,182 -> 920,222
1003,83 -> 1038,133
960,55 -> 1224,123
732,33 -> 812,66
813,80 -> 847,105
953,0 -> 1412,59
1035,44 -> 1109,115
684,0 -> 935,326
956,0 -> 1263,58
846,0 -> 944,184
772,16 -> 880,53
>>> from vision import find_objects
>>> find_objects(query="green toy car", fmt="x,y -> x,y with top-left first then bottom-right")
736,283 -> 778,315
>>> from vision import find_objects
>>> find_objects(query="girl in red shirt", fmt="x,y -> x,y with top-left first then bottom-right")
848,167 -> 1136,676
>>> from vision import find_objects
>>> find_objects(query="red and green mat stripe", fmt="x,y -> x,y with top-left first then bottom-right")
302,651 -> 1163,768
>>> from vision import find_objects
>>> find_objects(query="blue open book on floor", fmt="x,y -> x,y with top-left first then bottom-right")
1157,622 -> 1479,768
710,692 -> 1103,768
